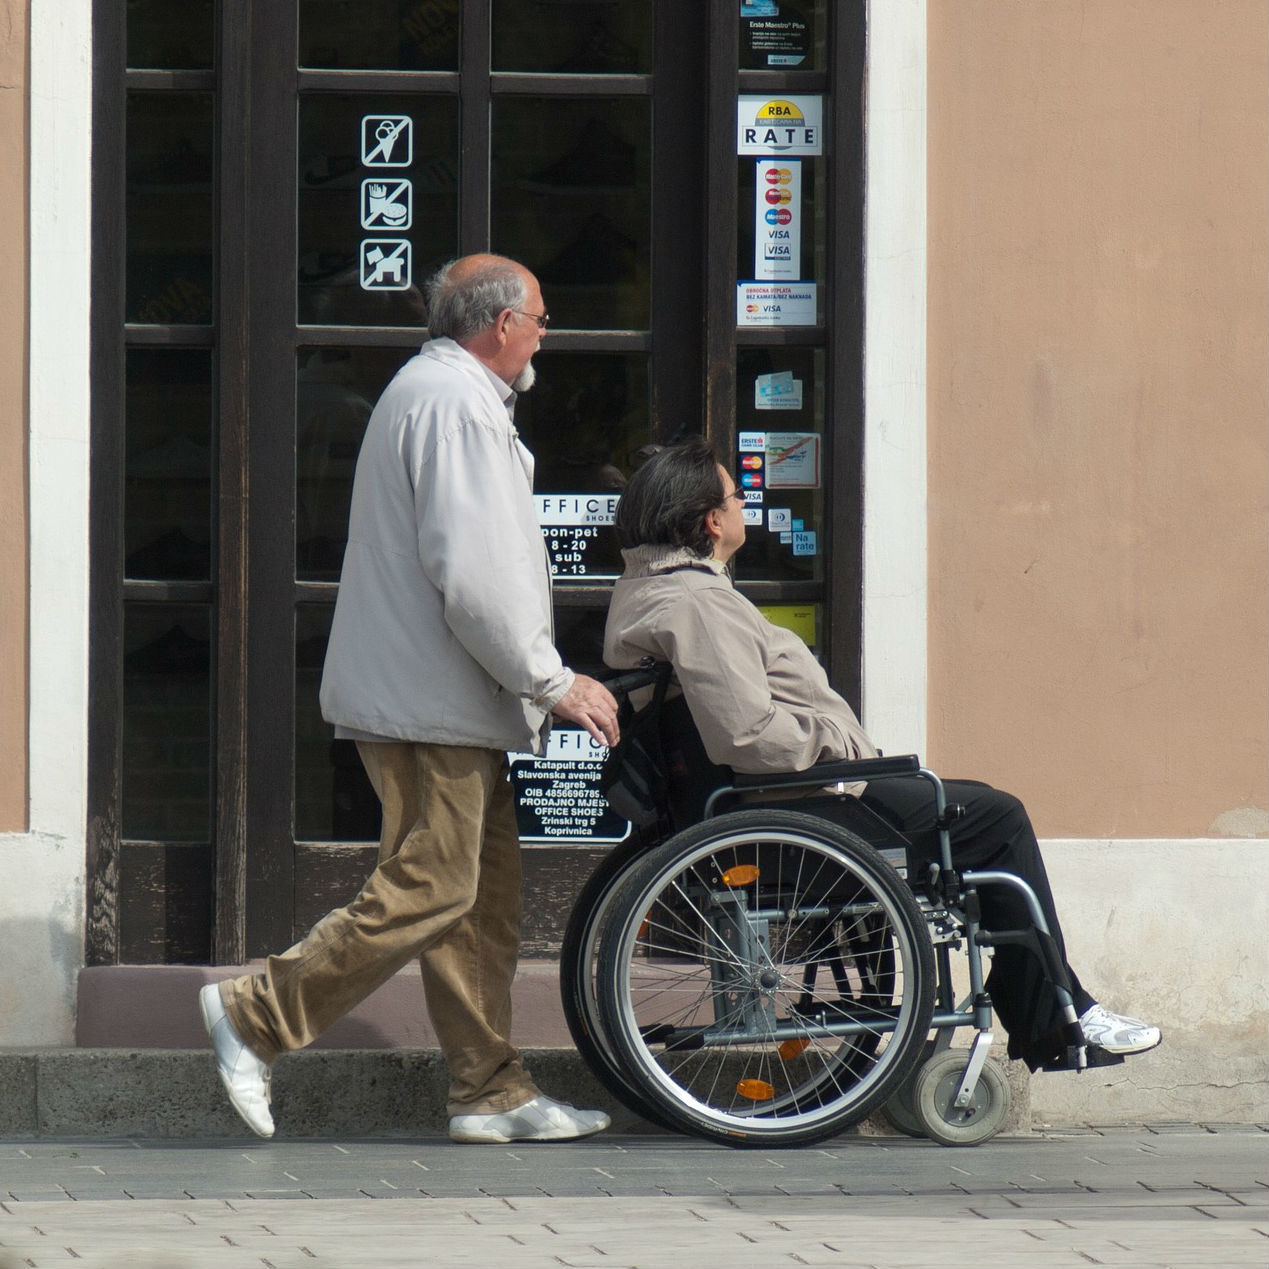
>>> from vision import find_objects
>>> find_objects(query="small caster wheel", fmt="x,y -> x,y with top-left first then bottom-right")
879,1039 -> 937,1137
913,1049 -> 1011,1147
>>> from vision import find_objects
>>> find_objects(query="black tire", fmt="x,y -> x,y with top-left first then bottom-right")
597,810 -> 936,1147
878,1038 -> 939,1137
912,1049 -> 1012,1147
559,834 -> 677,1128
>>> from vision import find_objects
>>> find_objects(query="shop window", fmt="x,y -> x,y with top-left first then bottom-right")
490,98 -> 651,330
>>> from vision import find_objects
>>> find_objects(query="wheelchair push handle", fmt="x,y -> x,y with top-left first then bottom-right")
600,659 -> 672,701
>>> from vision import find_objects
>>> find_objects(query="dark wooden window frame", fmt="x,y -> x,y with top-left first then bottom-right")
87,0 -> 864,966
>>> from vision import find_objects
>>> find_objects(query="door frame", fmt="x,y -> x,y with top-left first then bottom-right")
84,0 -> 880,966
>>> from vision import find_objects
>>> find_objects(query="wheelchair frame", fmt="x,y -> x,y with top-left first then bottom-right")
561,664 -> 1091,1148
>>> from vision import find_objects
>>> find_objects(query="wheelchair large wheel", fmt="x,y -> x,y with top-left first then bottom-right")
597,809 -> 935,1147
559,833 -> 678,1129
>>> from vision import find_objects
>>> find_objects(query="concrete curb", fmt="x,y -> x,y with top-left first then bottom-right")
0,1048 -> 1032,1139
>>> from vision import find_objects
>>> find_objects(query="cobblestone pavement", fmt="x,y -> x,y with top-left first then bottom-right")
0,1125 -> 1265,1268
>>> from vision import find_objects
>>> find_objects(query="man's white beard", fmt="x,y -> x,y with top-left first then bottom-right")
511,360 -> 536,393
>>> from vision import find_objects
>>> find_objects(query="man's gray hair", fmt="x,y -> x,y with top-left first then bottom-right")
425,258 -> 529,341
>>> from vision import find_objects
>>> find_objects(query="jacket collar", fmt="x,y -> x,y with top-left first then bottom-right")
419,337 -> 516,422
618,544 -> 727,579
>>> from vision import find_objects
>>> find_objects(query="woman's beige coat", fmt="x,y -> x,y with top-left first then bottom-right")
603,545 -> 876,774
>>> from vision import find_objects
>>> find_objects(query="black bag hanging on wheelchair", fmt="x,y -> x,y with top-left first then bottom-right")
599,661 -> 673,828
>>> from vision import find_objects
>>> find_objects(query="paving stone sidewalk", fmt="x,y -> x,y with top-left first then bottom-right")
0,1125 -> 1265,1268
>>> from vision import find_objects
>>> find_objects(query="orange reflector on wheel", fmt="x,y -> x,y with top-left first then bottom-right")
736,1079 -> 775,1101
778,1038 -> 811,1061
721,865 -> 760,887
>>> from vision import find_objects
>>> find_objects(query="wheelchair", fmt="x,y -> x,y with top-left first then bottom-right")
560,662 -> 1093,1149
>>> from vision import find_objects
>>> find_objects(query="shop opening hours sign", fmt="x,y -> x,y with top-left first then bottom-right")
536,493 -> 622,579
511,730 -> 631,844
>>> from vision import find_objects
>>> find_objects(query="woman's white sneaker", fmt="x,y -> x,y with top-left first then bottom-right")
1079,1003 -> 1162,1055
449,1095 -> 611,1143
198,983 -> 275,1138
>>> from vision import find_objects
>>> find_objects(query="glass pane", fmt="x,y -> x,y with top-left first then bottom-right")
515,351 -> 651,582
127,0 -> 214,70
732,346 -> 825,583
123,605 -> 212,839
491,98 -> 651,330
295,607 -> 381,842
737,153 -> 824,327
299,0 -> 459,71
125,349 -> 213,581
297,346 -> 410,580
492,0 -> 652,73
126,92 -> 215,325
298,94 -> 458,326
740,0 -> 826,71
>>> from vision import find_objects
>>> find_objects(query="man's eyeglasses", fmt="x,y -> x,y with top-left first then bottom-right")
722,487 -> 747,506
513,309 -> 550,330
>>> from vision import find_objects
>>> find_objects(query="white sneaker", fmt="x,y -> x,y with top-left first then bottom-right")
1079,1003 -> 1162,1056
199,983 -> 275,1138
449,1094 -> 611,1144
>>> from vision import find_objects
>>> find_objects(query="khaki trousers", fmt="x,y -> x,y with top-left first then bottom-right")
221,741 -> 539,1116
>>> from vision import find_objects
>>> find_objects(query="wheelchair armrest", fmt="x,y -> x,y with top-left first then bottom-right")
729,754 -> 922,794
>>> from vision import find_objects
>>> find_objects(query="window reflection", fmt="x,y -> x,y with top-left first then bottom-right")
492,99 -> 650,330
125,349 -> 214,582
492,0 -> 652,73
123,605 -> 212,840
126,93 -> 215,325
299,0 -> 459,70
295,607 -> 381,843
296,347 -> 408,580
127,0 -> 214,70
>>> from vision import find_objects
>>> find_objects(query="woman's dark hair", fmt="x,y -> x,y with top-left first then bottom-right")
614,438 -> 725,557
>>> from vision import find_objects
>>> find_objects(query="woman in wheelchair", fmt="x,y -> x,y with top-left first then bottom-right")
602,438 -> 1160,1074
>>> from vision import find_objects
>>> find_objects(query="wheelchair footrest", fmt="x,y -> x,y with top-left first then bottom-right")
1040,1045 -> 1125,1073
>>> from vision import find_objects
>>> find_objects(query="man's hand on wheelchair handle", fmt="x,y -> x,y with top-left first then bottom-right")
553,674 -> 621,747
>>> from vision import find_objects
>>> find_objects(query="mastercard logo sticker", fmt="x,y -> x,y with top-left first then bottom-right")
741,454 -> 764,470
764,167 -> 793,185
765,188 -> 793,206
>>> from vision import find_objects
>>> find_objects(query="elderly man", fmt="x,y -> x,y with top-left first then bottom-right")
603,438 -> 1161,1073
200,255 -> 619,1143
